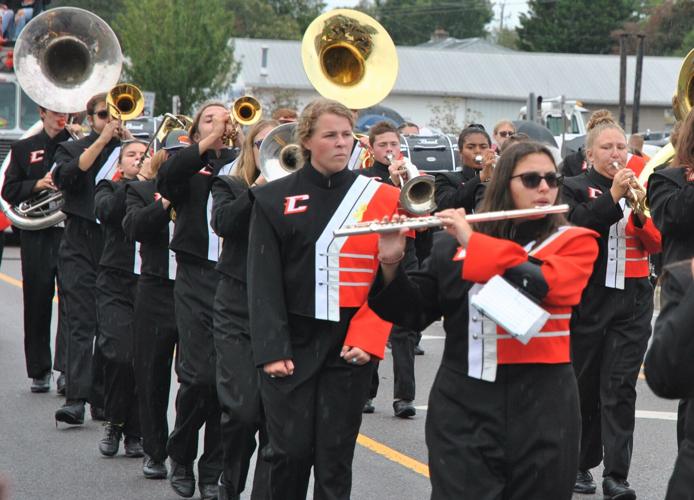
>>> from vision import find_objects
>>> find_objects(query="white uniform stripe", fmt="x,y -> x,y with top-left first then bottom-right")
168,220 -> 177,280
133,241 -> 142,275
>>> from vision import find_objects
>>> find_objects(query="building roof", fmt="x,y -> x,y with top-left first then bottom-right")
417,36 -> 513,53
232,38 -> 681,107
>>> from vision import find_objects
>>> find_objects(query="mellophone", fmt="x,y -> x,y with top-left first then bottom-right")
333,204 -> 570,236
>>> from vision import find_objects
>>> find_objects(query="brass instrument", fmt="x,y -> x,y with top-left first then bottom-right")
301,9 -> 398,110
222,96 -> 262,145
138,114 -> 193,166
333,205 -> 570,237
0,7 -> 123,230
386,153 -> 436,215
613,161 -> 649,217
107,83 -> 144,121
258,122 -> 302,181
638,47 -> 694,185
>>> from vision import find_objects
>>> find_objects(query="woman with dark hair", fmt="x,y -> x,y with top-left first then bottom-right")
156,102 -> 238,500
562,110 -> 661,500
247,98 -> 405,499
434,125 -> 495,211
211,118 -> 278,499
370,141 -> 599,500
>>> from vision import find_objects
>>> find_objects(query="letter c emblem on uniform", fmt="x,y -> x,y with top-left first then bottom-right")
29,150 -> 45,164
284,194 -> 310,215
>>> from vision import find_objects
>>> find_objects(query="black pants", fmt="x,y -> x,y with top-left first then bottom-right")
134,274 -> 177,462
369,325 -> 416,401
259,314 -> 372,500
213,275 -> 270,499
19,227 -> 66,378
427,363 -> 580,500
96,267 -> 139,432
59,217 -> 104,403
571,278 -> 653,480
167,258 -> 222,484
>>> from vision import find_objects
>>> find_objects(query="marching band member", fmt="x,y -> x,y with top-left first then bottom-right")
52,92 -> 133,425
123,134 -> 186,479
359,120 -> 419,418
434,125 -> 495,212
93,140 -> 147,458
211,119 -> 277,500
156,102 -> 237,500
562,110 -> 661,500
1,106 -> 74,394
645,258 -> 694,499
370,141 -> 599,500
492,119 -> 516,151
247,98 -> 403,499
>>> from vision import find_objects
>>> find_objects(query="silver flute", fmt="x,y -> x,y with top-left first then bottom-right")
333,204 -> 570,236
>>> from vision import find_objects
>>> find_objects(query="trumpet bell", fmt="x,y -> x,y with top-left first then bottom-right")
232,96 -> 262,126
155,114 -> 193,143
301,9 -> 398,110
14,7 -> 123,113
258,122 -> 303,181
107,83 -> 145,121
400,175 -> 437,215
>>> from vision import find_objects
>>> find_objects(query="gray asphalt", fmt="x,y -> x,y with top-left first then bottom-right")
0,245 -> 679,500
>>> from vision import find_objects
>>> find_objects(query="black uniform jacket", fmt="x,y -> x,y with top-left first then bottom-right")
53,131 -> 121,221
647,166 -> 694,266
156,144 -> 236,264
358,160 -> 394,185
2,128 -> 71,206
645,260 -> 694,499
248,164 -> 401,368
563,168 -> 638,286
210,174 -> 253,282
123,179 -> 174,280
94,178 -> 136,273
434,165 -> 484,211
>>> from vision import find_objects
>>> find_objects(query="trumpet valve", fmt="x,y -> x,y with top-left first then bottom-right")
474,155 -> 483,165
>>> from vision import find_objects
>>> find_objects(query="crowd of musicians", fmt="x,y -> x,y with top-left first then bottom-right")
5,83 -> 694,500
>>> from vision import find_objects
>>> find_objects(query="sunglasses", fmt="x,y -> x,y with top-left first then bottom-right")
498,131 -> 514,138
254,139 -> 264,149
93,110 -> 109,119
510,172 -> 562,189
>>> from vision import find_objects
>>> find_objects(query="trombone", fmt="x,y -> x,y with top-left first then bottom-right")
137,113 -> 193,167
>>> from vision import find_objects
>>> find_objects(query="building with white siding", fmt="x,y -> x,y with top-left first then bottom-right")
229,37 -> 681,134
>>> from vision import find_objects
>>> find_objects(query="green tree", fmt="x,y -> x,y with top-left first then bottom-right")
226,0 -> 325,40
114,0 -> 238,115
49,0 -> 123,25
373,0 -> 493,46
518,0 -> 638,54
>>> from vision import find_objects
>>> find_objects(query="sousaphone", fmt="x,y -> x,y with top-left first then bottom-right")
258,123 -> 302,181
0,7 -> 123,230
301,9 -> 398,110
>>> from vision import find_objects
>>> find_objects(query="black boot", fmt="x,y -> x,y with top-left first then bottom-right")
31,371 -> 51,393
142,455 -> 167,479
56,373 -> 66,396
124,435 -> 144,458
99,422 -> 123,457
574,470 -> 596,494
393,399 -> 416,418
602,476 -> 636,500
168,459 -> 195,498
55,400 -> 85,425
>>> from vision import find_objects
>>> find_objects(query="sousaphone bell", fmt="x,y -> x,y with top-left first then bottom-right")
258,123 -> 302,181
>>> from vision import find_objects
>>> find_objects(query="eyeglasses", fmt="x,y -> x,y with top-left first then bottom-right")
510,172 -> 562,189
93,110 -> 109,119
254,139 -> 264,149
497,131 -> 514,138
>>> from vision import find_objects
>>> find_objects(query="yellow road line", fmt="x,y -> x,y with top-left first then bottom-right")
357,433 -> 430,478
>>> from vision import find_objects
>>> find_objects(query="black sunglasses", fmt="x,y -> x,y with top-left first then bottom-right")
511,172 -> 562,189
93,110 -> 109,119
498,131 -> 514,138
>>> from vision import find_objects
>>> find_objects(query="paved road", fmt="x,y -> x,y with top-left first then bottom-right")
0,245 -> 679,499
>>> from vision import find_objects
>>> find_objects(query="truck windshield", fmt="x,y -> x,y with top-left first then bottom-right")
0,82 -> 17,129
20,90 -> 40,129
546,115 -> 581,135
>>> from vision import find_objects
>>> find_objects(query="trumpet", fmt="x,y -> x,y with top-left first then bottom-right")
612,161 -> 649,216
385,153 -> 436,215
333,204 -> 569,237
222,96 -> 262,146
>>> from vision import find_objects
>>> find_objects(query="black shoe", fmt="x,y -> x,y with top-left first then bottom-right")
142,455 -> 167,479
55,400 -> 85,425
90,405 -> 106,421
199,482 -> 219,500
362,398 -> 375,414
124,435 -> 144,458
574,469 -> 596,494
393,399 -> 416,418
56,373 -> 66,396
602,476 -> 635,500
217,475 -> 240,500
414,344 -> 425,355
168,459 -> 195,498
99,422 -> 123,457
31,371 -> 51,393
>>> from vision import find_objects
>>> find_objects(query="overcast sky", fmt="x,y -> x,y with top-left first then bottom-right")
322,1 -> 530,29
